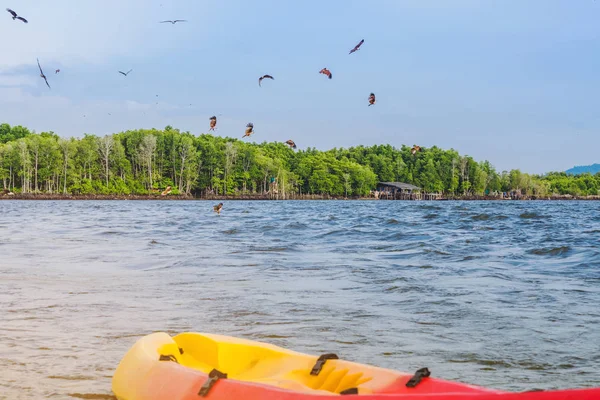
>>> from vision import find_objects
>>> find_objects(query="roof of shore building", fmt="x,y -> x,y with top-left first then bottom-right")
378,182 -> 421,191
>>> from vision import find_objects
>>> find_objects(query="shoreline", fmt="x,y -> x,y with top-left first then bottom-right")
2,193 -> 600,201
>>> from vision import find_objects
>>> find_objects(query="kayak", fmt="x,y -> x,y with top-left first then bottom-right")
112,332 -> 600,400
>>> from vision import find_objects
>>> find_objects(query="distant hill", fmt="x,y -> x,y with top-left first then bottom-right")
566,164 -> 600,175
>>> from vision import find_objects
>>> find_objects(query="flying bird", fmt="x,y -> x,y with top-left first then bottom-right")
160,20 -> 187,24
319,68 -> 332,79
242,123 -> 254,138
285,140 -> 297,149
368,93 -> 376,106
118,69 -> 133,76
161,186 -> 172,196
349,39 -> 364,55
209,116 -> 217,131
55,69 -> 60,74
258,74 -> 274,87
411,145 -> 422,155
36,58 -> 50,89
6,8 -> 27,23
213,202 -> 223,215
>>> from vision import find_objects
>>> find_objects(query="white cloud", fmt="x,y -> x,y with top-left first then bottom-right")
0,75 -> 37,87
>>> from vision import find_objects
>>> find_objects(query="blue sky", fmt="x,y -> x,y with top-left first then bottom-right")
0,0 -> 598,174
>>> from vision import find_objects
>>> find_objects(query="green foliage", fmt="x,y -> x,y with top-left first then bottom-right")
0,123 -> 598,197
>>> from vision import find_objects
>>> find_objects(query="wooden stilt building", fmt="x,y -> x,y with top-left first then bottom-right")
375,182 -> 423,200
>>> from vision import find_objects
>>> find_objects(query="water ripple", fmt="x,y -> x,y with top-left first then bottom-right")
0,200 -> 599,398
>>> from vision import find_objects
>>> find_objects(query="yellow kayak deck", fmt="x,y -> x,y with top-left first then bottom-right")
143,332 -> 406,395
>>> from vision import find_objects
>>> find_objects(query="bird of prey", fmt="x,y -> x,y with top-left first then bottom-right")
6,8 -> 27,23
118,69 -> 133,76
36,58 -> 50,89
368,93 -> 376,106
55,69 -> 60,74
209,116 -> 217,131
258,74 -> 274,87
242,123 -> 254,138
411,145 -> 422,155
213,202 -> 223,215
349,39 -> 364,55
285,140 -> 297,149
319,68 -> 332,79
161,186 -> 172,196
159,20 -> 187,24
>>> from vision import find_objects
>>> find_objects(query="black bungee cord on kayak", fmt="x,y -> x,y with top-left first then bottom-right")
310,353 -> 339,375
198,369 -> 228,397
158,354 -> 179,363
406,367 -> 431,388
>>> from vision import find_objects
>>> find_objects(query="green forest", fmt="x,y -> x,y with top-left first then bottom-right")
1,122 -> 599,198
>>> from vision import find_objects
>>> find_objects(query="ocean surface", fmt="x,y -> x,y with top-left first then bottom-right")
1,200 -> 599,399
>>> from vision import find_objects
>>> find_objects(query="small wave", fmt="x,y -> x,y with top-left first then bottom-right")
424,213 -> 438,219
420,205 -> 442,211
253,333 -> 293,339
386,218 -> 400,224
471,214 -> 491,221
520,212 -> 546,219
69,394 -> 116,400
285,222 -> 308,230
248,246 -> 292,252
222,228 -> 238,234
529,246 -> 571,256
48,375 -> 96,381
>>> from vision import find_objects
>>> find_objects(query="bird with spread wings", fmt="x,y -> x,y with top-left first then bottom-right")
160,20 -> 187,24
242,123 -> 254,138
368,93 -> 376,106
258,74 -> 274,87
349,39 -> 364,54
37,58 -> 50,89
319,68 -> 332,79
6,8 -> 27,23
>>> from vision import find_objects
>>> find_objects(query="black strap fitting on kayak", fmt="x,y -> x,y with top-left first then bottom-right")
159,354 -> 179,363
179,347 -> 184,355
340,388 -> 359,395
198,368 -> 227,397
310,353 -> 339,376
405,367 -> 431,388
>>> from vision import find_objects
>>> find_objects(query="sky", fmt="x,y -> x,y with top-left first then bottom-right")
0,0 -> 599,174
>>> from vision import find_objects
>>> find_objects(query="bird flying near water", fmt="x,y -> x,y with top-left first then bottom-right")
213,203 -> 223,215
118,69 -> 133,76
258,74 -> 274,87
349,39 -> 364,54
319,68 -> 332,79
161,186 -> 172,196
37,58 -> 50,89
160,20 -> 187,24
209,116 -> 217,131
6,8 -> 27,23
411,145 -> 422,155
285,140 -> 297,149
55,69 -> 60,74
242,123 -> 254,138
368,93 -> 376,106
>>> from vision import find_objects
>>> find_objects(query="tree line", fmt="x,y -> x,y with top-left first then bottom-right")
1,122 -> 599,198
